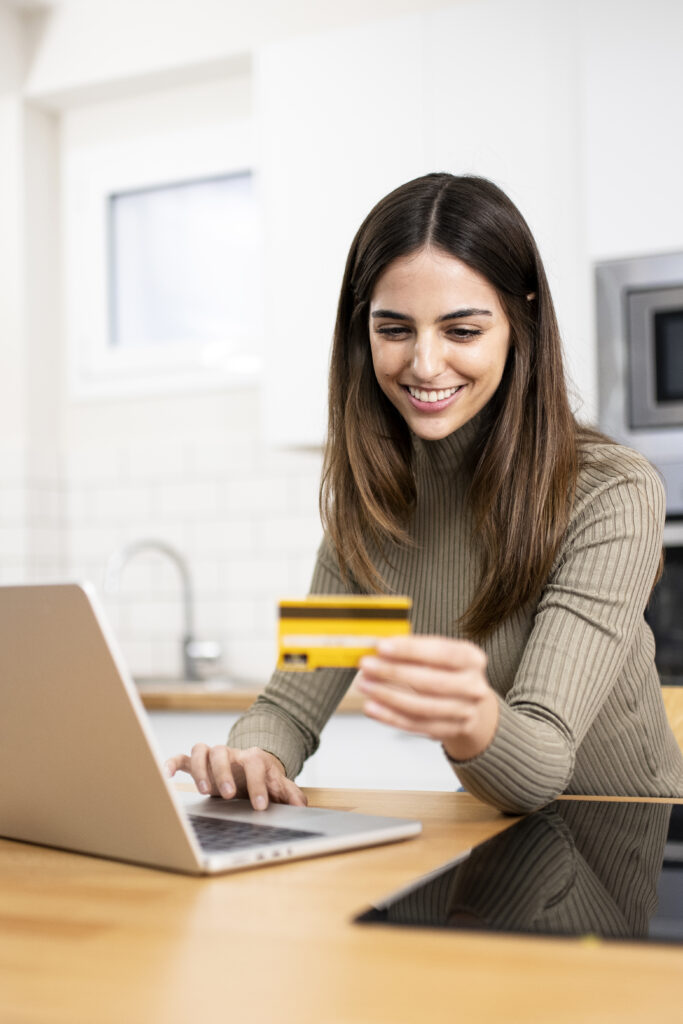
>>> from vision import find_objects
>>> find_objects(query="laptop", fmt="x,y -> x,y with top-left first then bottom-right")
0,582 -> 421,875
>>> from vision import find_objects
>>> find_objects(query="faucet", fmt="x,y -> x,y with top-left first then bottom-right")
104,538 -> 222,682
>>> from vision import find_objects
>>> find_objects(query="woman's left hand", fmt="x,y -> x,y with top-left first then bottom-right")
357,635 -> 500,762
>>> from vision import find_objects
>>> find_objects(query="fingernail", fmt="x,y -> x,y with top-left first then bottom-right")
163,763 -> 173,778
254,795 -> 267,810
219,781 -> 234,798
198,780 -> 210,794
361,656 -> 379,671
377,639 -> 395,654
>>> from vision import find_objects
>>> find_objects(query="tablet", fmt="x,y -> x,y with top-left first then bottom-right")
356,799 -> 683,944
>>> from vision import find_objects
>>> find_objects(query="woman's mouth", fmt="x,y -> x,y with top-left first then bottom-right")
403,384 -> 465,410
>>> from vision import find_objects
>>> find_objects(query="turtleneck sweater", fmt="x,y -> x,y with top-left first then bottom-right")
228,415 -> 683,812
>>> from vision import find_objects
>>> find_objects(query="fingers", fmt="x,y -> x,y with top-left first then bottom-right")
359,656 -> 489,699
356,634 -> 493,745
267,769 -> 308,807
374,635 -> 488,672
208,745 -> 237,799
359,675 -> 487,723
190,743 -> 217,796
164,753 -> 190,778
164,744 -> 306,810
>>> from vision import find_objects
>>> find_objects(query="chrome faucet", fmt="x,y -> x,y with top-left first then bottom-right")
104,538 -> 222,682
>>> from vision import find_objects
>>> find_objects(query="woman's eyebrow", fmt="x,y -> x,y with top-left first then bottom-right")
437,308 -> 493,321
370,308 -> 493,321
370,309 -> 411,320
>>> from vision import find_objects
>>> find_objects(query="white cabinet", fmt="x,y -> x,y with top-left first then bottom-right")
257,15 -> 429,447
147,710 -> 458,791
257,0 -> 592,445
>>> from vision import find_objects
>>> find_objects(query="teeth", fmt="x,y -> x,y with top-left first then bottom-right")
407,385 -> 459,403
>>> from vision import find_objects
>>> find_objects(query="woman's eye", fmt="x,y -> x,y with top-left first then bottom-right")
448,327 -> 482,340
376,326 -> 409,338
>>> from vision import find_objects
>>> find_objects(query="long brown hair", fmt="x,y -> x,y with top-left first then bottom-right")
320,173 -> 589,640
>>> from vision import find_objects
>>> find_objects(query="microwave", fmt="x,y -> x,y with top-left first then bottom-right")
596,252 -> 683,516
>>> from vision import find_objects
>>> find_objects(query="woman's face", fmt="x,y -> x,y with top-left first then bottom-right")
368,247 -> 511,441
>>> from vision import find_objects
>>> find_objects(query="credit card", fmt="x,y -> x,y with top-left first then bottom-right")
277,595 -> 412,671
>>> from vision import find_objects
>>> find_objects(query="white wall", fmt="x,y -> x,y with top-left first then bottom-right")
22,0 -> 455,107
0,5 -> 28,581
426,0 -> 589,417
580,0 -> 683,260
3,0 -> 683,682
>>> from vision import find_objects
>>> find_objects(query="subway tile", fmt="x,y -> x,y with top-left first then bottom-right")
119,598 -> 185,638
156,480 -> 219,519
0,560 -> 27,584
215,556 -> 292,598
195,598 -> 258,636
0,444 -> 26,482
27,526 -> 64,561
64,487 -> 93,525
25,486 -> 66,526
258,515 -> 322,554
87,484 -> 155,523
25,448 -> 64,484
217,476 -> 289,516
115,638 -> 156,678
287,552 -> 319,595
68,524 -> 126,562
123,442 -> 191,483
189,558 -> 227,597
186,439 -> 259,478
286,470 -> 323,516
184,517 -> 257,556
225,638 -> 277,682
0,487 -> 25,523
66,446 -> 127,486
0,526 -> 25,559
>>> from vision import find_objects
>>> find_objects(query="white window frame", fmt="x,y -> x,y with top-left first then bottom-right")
63,109 -> 262,399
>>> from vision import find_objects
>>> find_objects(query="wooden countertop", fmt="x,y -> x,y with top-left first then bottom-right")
1,789 -> 681,1024
138,683 -> 683,743
136,678 -> 365,713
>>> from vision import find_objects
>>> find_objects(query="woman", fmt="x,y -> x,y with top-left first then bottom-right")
166,173 -> 683,813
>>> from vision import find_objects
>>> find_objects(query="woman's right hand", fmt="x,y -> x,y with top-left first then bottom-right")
163,745 -> 307,811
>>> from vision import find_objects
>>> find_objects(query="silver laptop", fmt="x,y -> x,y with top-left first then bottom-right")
0,582 -> 421,875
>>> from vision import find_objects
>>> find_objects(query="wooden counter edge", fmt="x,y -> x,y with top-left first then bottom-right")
137,682 -> 365,713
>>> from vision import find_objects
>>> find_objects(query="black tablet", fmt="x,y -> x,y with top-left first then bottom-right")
355,799 -> 683,944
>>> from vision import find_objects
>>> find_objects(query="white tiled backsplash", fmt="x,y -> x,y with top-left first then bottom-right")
1,438 -> 323,683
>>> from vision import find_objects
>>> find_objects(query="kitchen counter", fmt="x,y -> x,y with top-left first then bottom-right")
136,678 -> 365,713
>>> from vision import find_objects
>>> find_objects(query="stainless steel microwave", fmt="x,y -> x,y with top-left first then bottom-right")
596,252 -> 683,516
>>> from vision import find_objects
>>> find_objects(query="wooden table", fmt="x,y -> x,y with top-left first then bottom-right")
1,789 -> 681,1024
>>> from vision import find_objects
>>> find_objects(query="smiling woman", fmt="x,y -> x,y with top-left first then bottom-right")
368,250 -> 510,442
167,173 -> 683,815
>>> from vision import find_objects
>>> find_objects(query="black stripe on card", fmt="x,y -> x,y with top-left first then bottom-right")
279,606 -> 409,621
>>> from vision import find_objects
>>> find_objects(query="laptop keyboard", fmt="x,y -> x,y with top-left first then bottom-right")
188,813 -> 323,853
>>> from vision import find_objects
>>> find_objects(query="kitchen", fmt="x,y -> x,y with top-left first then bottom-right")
1,0 -> 683,1019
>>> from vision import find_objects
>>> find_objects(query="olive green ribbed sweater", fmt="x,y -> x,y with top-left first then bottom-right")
229,416 -> 683,813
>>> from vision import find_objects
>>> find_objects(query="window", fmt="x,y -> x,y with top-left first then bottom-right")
108,172 -> 258,355
63,78 -> 260,398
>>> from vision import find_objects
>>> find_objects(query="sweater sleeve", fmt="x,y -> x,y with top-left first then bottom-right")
227,539 -> 357,779
452,449 -> 666,813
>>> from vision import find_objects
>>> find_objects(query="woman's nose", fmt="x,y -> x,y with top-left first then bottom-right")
411,332 -> 446,381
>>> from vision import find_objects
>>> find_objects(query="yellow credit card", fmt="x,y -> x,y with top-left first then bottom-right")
277,595 -> 412,671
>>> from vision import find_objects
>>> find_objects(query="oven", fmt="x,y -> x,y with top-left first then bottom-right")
646,527 -> 683,685
596,252 -> 683,681
596,251 -> 683,517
